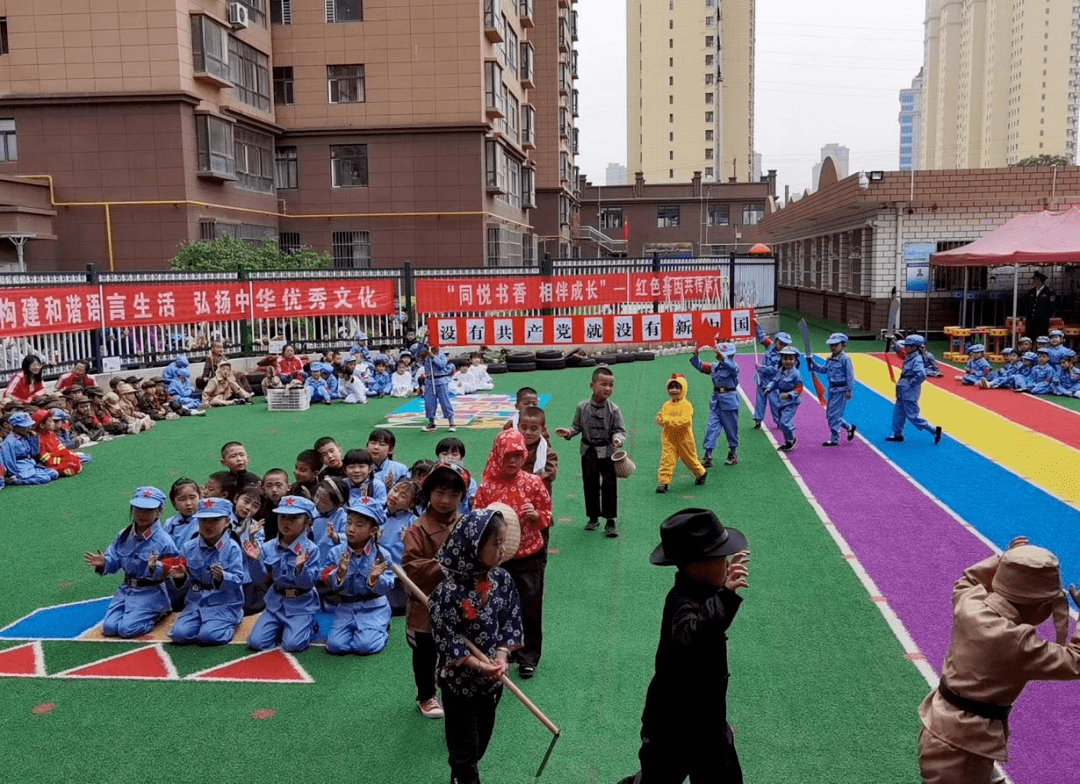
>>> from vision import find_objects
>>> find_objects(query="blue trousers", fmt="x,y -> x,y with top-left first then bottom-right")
325,602 -> 391,655
703,400 -> 739,455
960,374 -> 981,385
769,396 -> 798,443
102,583 -> 170,638
753,382 -> 769,423
424,380 -> 455,423
169,602 -> 242,645
248,605 -> 316,652
824,391 -> 851,443
891,392 -> 934,436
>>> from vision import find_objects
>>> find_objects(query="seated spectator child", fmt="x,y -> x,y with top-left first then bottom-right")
312,476 -> 350,567
275,344 -> 305,384
3,354 -> 47,404
1016,348 -> 1056,394
2,410 -> 59,485
981,348 -> 1020,389
383,479 -> 421,616
137,379 -> 174,421
344,448 -> 387,505
403,462 -> 470,719
339,355 -> 368,404
435,437 -> 478,513
462,351 -> 494,392
1017,336 -> 1034,355
165,367 -> 203,413
391,358 -> 417,397
291,449 -> 322,499
1008,351 -> 1038,390
260,364 -> 284,397
86,387 -> 130,435
233,485 -> 268,614
367,428 -> 410,491
70,393 -> 108,443
167,497 -> 245,646
1046,329 -> 1069,366
922,348 -> 945,378
203,471 -> 237,501
320,497 -> 395,655
410,459 -> 435,484
960,344 -> 993,386
428,508 -> 522,783
221,441 -> 260,499
472,429 -> 552,679
306,364 -> 333,405
259,468 -> 290,540
54,359 -> 97,393
33,409 -> 90,477
314,436 -> 346,479
352,331 -> 372,362
116,383 -> 155,432
1051,349 -> 1080,397
83,486 -> 178,638
518,406 -> 558,495
244,495 -> 321,652
367,358 -> 392,398
165,478 -> 202,546
204,361 -> 253,406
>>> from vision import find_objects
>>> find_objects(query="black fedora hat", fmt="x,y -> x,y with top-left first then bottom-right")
650,508 -> 747,566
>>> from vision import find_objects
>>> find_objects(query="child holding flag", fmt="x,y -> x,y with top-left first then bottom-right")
807,332 -> 857,447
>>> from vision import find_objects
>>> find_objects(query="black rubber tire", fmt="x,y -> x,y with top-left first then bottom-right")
487,362 -> 508,374
536,357 -> 566,370
508,361 -> 537,372
535,349 -> 563,360
592,353 -> 617,365
634,351 -> 656,361
507,351 -> 536,362
450,355 -> 471,369
615,353 -> 635,363
577,358 -> 597,368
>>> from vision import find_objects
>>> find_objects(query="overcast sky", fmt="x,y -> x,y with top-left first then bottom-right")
576,0 -> 925,197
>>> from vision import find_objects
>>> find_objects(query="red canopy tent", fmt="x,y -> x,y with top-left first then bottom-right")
930,206 -> 1080,342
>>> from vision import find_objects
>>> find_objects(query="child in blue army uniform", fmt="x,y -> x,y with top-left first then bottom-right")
752,326 -> 791,429
233,486 -> 268,614
1052,349 -> 1080,397
763,346 -> 803,452
1,411 -> 58,485
980,348 -> 1020,389
165,478 -> 201,545
922,347 -> 945,378
689,338 -> 741,467
616,508 -> 750,784
244,495 -> 322,652
808,332 -> 857,447
1008,351 -> 1038,390
1046,329 -> 1070,366
959,344 -> 993,386
383,479 -> 420,615
419,344 -> 456,433
311,476 -> 350,566
367,428 -> 410,491
886,335 -> 943,444
344,448 -> 388,505
428,508 -> 523,784
84,486 -> 179,638
168,497 -> 245,645
320,496 -> 395,655
305,363 -> 333,405
1016,348 -> 1056,394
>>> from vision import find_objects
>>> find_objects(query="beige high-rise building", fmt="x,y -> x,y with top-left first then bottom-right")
627,0 -> 754,184
921,0 -> 1080,169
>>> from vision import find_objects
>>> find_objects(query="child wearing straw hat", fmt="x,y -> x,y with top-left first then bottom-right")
617,508 -> 750,784
918,537 -> 1080,784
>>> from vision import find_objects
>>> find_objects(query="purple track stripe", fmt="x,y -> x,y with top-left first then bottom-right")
735,355 -> 1080,783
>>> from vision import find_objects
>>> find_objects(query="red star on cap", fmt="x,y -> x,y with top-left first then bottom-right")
142,490 -> 152,497
285,497 -> 295,506
202,499 -> 213,508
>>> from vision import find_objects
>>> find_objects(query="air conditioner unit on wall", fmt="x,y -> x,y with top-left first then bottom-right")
228,2 -> 249,29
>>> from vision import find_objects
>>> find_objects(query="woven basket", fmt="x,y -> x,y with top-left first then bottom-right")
611,450 -> 636,479
482,502 -> 521,563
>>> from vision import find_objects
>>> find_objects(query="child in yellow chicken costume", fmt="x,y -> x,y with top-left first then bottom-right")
655,374 -> 708,493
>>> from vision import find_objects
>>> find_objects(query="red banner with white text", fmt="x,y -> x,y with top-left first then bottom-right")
427,309 -> 753,348
248,279 -> 395,320
102,283 -> 252,328
0,286 -> 103,337
415,270 -> 723,313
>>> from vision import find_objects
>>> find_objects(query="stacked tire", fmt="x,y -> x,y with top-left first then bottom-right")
506,351 -> 536,372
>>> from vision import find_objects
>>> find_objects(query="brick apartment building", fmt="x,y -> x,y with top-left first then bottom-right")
577,170 -> 773,259
0,0 -> 578,272
760,161 -> 1080,332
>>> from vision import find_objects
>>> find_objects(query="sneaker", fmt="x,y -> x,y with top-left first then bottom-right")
753,421 -> 762,430
192,408 -> 206,416
585,518 -> 599,531
847,424 -> 857,441
421,423 -> 437,433
604,519 -> 618,538
694,471 -> 708,486
518,665 -> 536,679
934,426 -> 943,445
417,697 -> 445,719
447,425 -> 457,433
656,484 -> 669,494
821,441 -> 838,447
724,453 -> 739,466
701,455 -> 714,468
165,412 -> 180,421
885,435 -> 904,442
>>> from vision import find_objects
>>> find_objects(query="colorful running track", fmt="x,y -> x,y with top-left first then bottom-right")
734,353 -> 1080,784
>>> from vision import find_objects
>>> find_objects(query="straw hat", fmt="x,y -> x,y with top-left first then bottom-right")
482,502 -> 521,563
611,450 -> 637,479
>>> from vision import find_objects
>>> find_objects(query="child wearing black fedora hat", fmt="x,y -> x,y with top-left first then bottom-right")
617,508 -> 750,784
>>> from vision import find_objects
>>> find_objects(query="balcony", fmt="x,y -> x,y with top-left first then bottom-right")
520,43 -> 535,88
570,10 -> 578,40
519,0 -> 534,28
484,0 -> 505,42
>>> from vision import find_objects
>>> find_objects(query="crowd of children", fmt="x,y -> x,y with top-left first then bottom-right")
959,330 -> 1080,397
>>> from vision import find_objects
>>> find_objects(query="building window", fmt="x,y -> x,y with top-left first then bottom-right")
195,115 -> 235,177
506,27 -> 518,76
325,0 -> 363,23
238,0 -> 267,27
520,41 -> 533,83
522,166 -> 535,208
705,92 -> 714,104
228,37 -> 271,112
0,119 -> 15,161
328,64 -> 365,103
657,205 -> 680,228
705,35 -> 714,47
705,54 -> 713,66
599,207 -> 623,229
275,146 -> 298,189
0,18 -> 8,56
332,231 -> 372,268
485,61 -> 505,115
271,0 -> 292,24
191,15 -> 230,83
279,232 -> 301,253
705,166 -> 714,178
705,73 -> 714,85
522,104 -> 535,146
708,204 -> 729,226
705,111 -> 713,122
331,144 -> 368,187
705,129 -> 714,141
506,93 -> 520,143
273,66 -> 294,105
742,205 -> 764,226
234,127 -> 275,193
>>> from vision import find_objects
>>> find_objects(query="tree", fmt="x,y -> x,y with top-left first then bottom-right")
169,235 -> 332,272
1010,154 -> 1073,167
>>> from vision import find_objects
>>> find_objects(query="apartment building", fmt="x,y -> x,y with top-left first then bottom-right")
898,69 -> 923,171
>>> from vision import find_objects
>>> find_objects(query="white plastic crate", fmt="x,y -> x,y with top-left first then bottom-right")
266,387 -> 311,411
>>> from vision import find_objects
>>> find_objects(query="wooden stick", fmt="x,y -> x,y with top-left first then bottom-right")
391,563 -> 560,738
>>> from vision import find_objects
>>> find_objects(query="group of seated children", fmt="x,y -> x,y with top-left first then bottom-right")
958,331 -> 1079,396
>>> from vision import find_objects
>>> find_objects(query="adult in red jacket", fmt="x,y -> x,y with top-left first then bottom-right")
3,355 -> 47,403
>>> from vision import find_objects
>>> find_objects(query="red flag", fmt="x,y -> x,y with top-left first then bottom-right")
622,218 -> 629,242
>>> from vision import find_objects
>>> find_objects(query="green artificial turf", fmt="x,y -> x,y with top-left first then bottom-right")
0,351 -> 930,784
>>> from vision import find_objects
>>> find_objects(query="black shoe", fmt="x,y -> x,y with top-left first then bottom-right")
885,435 -> 904,442
753,421 -> 762,429
934,426 -> 943,445
604,519 -> 618,538
847,424 -> 857,441
822,441 -> 838,447
694,471 -> 707,485
518,665 -> 536,679
787,437 -> 797,452
655,484 -> 669,494
585,518 -> 599,531
724,453 -> 738,465
701,455 -> 714,468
